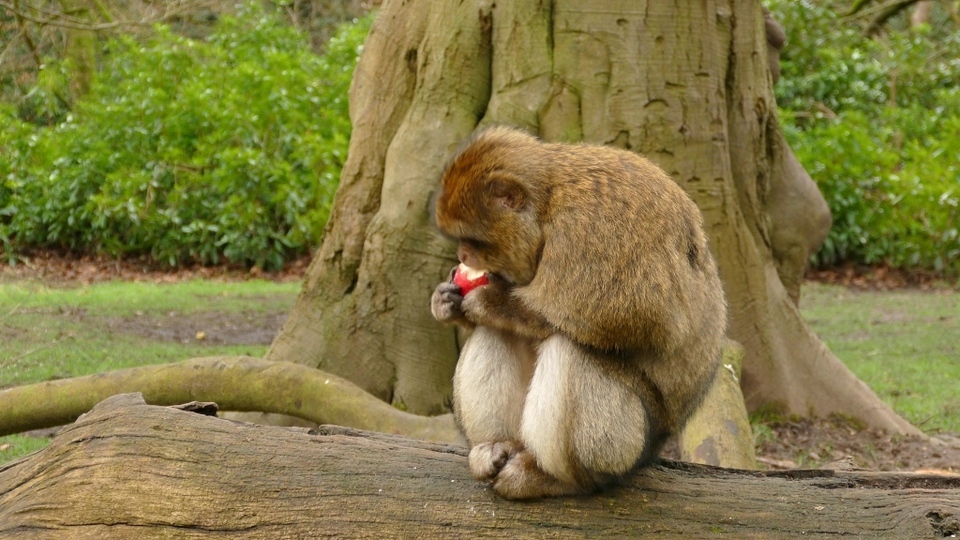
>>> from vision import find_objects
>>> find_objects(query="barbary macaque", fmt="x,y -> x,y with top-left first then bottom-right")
430,126 -> 727,500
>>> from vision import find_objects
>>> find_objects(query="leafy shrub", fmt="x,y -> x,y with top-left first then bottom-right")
0,3 -> 373,269
770,1 -> 960,275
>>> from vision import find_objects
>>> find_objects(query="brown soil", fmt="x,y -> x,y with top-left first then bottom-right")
5,251 -> 960,474
752,416 -> 960,475
0,249 -> 311,285
805,263 -> 959,292
104,310 -> 289,346
658,415 -> 960,476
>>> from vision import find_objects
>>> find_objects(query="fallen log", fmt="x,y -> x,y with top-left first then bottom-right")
1,394 -> 958,538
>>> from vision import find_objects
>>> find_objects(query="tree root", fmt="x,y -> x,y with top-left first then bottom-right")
0,356 -> 459,442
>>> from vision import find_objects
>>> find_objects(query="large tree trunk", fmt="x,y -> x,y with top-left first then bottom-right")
3,394 -> 957,538
264,0 -> 477,415
264,0 -> 917,434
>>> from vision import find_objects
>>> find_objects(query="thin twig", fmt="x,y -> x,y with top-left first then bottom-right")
0,0 -> 218,32
1,340 -> 59,370
1,1 -> 150,31
0,303 -> 22,323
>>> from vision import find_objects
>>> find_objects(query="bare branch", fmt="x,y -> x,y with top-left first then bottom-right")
2,0 -> 145,30
843,0 -> 927,35
0,0 -> 218,32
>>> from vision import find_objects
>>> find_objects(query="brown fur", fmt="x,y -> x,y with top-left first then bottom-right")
431,126 -> 727,499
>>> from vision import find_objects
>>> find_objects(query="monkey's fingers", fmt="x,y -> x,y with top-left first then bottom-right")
440,289 -> 464,302
436,281 -> 463,295
431,288 -> 466,323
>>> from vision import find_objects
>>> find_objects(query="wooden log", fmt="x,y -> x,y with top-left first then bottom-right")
1,394 -> 958,539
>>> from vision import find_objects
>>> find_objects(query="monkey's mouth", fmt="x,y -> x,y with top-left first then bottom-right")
456,263 -> 487,281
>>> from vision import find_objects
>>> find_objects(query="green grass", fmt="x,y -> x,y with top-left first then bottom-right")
0,279 -> 299,385
0,434 -> 49,464
800,282 -> 960,434
1,279 -> 956,464
0,278 -> 300,463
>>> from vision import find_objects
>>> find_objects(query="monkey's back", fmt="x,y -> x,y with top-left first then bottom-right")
516,141 -> 726,357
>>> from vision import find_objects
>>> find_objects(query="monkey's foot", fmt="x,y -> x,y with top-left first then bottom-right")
492,450 -> 584,500
468,440 -> 523,482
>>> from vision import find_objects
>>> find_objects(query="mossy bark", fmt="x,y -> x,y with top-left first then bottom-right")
264,0 -> 917,435
0,357 -> 458,442
679,341 -> 756,469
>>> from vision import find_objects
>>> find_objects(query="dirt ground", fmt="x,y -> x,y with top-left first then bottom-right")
5,250 -> 960,475
659,416 -> 960,475
104,310 -> 289,346
753,416 -> 960,474
0,249 -> 310,285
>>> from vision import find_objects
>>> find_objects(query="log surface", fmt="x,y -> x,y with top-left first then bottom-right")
1,394 -> 958,539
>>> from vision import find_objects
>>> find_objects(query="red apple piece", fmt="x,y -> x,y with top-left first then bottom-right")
452,263 -> 489,295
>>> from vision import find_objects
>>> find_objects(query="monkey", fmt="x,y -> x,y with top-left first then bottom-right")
430,126 -> 727,500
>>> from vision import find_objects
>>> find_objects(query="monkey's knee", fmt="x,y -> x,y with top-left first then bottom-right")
569,358 -> 650,475
522,335 -> 650,482
572,391 -> 649,476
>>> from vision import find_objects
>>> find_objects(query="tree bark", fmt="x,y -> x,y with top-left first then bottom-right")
912,0 -> 934,27
263,0 -> 488,415
679,341 -> 755,469
1,394 -> 957,539
259,0 -> 918,434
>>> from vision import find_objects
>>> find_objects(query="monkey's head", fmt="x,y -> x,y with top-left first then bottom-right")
433,127 -> 549,286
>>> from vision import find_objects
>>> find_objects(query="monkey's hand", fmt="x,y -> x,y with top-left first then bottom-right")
461,274 -> 553,340
431,276 -> 471,325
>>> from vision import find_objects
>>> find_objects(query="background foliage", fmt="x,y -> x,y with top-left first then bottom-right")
0,3 -> 371,269
2,1 -> 959,275
771,0 -> 960,276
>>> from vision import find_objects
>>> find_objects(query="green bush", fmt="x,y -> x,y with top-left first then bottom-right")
770,0 -> 960,275
0,3 -> 372,269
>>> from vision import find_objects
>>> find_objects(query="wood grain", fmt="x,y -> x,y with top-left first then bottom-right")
1,394 -> 957,538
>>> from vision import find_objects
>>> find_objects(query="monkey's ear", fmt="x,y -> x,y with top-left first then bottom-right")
486,173 -> 527,211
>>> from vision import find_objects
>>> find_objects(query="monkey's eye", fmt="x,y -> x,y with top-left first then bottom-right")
460,237 -> 491,251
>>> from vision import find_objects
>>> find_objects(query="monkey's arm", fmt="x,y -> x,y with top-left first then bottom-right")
461,275 -> 554,340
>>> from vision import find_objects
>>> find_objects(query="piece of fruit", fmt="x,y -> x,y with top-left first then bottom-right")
452,263 -> 489,295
